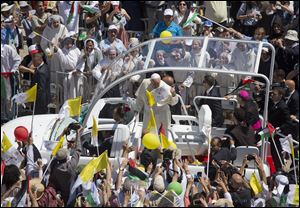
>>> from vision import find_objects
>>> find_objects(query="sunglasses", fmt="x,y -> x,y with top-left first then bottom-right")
179,3 -> 186,6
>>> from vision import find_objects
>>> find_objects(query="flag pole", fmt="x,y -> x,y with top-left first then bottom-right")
30,83 -> 38,134
288,135 -> 298,185
41,156 -> 54,181
198,14 -> 230,31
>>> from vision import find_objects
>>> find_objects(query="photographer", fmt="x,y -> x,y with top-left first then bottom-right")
211,137 -> 237,162
48,123 -> 83,205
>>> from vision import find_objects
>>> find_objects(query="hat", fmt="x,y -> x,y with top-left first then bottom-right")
29,178 -> 45,200
128,37 -> 140,48
164,8 -> 173,16
108,24 -> 118,31
275,175 -> 289,195
111,1 -> 120,6
28,44 -> 41,55
238,90 -> 250,101
262,47 -> 269,53
64,31 -> 77,40
153,175 -> 165,193
150,73 -> 161,80
204,20 -> 213,27
14,126 -> 29,142
19,1 -> 29,8
1,3 -> 14,12
284,30 -> 298,41
55,148 -> 69,161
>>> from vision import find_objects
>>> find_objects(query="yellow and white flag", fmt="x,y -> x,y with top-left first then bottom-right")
287,184 -> 299,206
12,84 -> 37,104
1,132 -> 24,166
91,116 -> 99,147
146,90 -> 155,107
59,96 -> 82,118
51,136 -> 65,157
1,132 -> 13,156
70,151 -> 108,194
250,173 -> 262,195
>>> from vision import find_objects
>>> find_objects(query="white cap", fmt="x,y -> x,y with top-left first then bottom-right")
129,37 -> 140,48
108,24 -> 118,31
164,8 -> 173,16
262,47 -> 269,53
64,31 -> 76,39
284,30 -> 299,41
19,1 -> 29,8
275,175 -> 289,195
28,44 -> 41,55
111,1 -> 120,6
150,73 -> 161,80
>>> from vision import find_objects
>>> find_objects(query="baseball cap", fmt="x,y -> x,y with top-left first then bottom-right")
275,175 -> 289,195
108,24 -> 118,31
204,20 -> 213,27
164,8 -> 173,16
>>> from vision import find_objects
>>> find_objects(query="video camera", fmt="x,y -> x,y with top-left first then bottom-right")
65,122 -> 81,135
162,149 -> 174,168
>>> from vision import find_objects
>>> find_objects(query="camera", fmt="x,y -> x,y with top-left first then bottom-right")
193,171 -> 202,182
247,155 -> 255,161
65,122 -> 81,135
163,149 -> 173,160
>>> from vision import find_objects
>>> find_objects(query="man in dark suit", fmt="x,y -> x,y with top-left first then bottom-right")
31,49 -> 50,114
196,75 -> 224,127
268,87 -> 294,170
285,80 -> 299,122
211,137 -> 237,162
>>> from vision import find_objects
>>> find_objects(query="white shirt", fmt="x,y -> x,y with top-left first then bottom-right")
57,46 -> 81,72
206,85 -> 214,95
1,43 -> 21,73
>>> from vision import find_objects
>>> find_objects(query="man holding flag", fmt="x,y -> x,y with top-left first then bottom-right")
48,124 -> 83,205
12,44 -> 50,115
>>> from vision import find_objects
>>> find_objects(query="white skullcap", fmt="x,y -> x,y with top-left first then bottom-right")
262,47 -> 269,53
151,73 -> 161,80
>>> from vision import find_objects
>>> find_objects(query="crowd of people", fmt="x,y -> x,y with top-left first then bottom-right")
1,1 -> 299,207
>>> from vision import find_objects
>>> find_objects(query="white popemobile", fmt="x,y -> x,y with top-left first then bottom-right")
2,36 -> 278,180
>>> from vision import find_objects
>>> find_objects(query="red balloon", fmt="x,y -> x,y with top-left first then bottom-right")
14,126 -> 29,142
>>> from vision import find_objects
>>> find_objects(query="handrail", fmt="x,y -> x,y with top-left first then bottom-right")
84,67 -> 270,129
193,96 -> 239,113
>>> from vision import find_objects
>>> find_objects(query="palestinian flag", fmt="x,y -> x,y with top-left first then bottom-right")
67,1 -> 80,25
80,4 -> 100,14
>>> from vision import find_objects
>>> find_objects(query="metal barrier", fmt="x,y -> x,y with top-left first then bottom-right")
193,95 -> 239,113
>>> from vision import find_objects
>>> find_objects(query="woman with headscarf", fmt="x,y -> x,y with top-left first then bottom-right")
40,15 -> 68,84
54,32 -> 81,101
